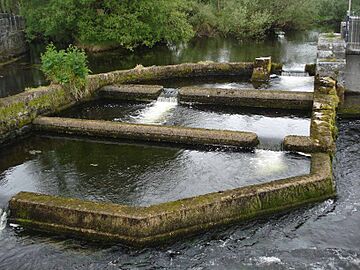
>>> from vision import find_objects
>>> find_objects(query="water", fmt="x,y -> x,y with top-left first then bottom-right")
58,99 -> 311,150
0,136 -> 310,208
131,89 -> 178,125
140,73 -> 315,92
0,208 -> 6,232
0,31 -> 318,98
0,118 -> 358,269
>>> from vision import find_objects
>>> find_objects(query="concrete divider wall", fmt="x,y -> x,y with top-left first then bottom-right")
179,87 -> 314,110
9,153 -> 335,246
33,116 -> 259,148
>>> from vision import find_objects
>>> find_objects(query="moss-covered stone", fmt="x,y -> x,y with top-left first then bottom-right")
179,87 -> 313,110
305,63 -> 316,76
9,153 -> 335,246
0,85 -> 74,145
251,57 -> 272,83
33,116 -> 259,148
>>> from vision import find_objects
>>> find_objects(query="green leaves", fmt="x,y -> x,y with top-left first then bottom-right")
41,44 -> 91,100
20,0 -> 194,49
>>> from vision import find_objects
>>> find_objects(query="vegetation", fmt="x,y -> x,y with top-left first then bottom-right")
41,44 -> 90,100
19,0 -> 360,50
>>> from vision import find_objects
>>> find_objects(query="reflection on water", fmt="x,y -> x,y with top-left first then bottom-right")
0,119 -> 358,269
0,136 -> 310,207
0,31 -> 318,98
58,100 -> 311,150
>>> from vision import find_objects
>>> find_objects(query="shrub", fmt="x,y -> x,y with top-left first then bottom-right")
41,44 -> 91,100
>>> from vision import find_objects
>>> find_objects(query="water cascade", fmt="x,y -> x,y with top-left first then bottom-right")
0,208 -> 7,232
132,88 -> 178,125
281,64 -> 309,77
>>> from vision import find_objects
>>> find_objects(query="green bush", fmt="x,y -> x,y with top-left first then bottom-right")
41,44 -> 91,100
20,0 -> 194,49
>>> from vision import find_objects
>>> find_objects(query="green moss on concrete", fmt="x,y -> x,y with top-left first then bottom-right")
9,153 -> 335,246
0,85 -> 74,144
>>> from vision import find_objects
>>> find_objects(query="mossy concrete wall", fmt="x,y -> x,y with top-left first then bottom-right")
9,153 -> 335,246
284,34 -> 343,154
338,94 -> 360,118
33,116 -> 259,148
0,86 -> 74,145
179,87 -> 313,110
86,62 -> 255,93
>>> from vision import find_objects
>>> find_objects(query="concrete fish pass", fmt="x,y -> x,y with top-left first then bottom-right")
1,50 -> 345,245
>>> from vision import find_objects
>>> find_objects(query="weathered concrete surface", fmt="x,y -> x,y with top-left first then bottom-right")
0,86 -> 74,145
345,55 -> 360,94
338,94 -> 360,118
98,84 -> 163,101
251,57 -> 272,82
283,135 -> 326,153
179,87 -> 313,110
9,153 -> 335,246
33,117 -> 259,148
0,13 -> 27,63
87,62 -> 255,93
316,33 -> 346,97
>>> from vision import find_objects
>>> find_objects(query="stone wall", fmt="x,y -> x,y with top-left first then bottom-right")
0,13 -> 27,63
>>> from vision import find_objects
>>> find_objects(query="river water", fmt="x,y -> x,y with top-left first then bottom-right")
0,31 -> 318,98
0,118 -> 358,269
2,31 -> 359,269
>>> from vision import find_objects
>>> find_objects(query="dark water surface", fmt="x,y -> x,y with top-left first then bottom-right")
0,31 -> 318,98
0,136 -> 310,208
58,99 -> 311,149
0,118 -> 359,269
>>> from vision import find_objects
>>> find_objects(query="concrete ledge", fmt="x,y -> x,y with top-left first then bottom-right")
33,117 -> 259,148
9,153 -> 335,246
98,84 -> 163,101
283,135 -> 327,153
310,78 -> 339,153
87,62 -> 255,93
179,87 -> 313,110
338,94 -> 360,118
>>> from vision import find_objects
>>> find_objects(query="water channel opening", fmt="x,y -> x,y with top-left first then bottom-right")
0,136 -> 311,207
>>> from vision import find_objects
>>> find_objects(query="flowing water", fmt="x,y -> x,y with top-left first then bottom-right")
0,31 -> 318,98
0,118 -> 358,269
1,30 -> 356,269
0,136 -> 310,208
58,99 -> 311,150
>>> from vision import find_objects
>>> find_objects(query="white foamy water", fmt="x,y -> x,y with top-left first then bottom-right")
0,208 -> 7,232
132,91 -> 178,125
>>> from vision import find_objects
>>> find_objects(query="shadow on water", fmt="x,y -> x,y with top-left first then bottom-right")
0,118 -> 359,269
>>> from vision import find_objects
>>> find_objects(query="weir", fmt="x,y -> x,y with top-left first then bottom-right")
0,46 -> 348,245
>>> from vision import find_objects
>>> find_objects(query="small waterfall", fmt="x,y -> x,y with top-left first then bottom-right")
133,88 -> 178,125
281,70 -> 309,77
0,208 -> 7,231
281,64 -> 309,77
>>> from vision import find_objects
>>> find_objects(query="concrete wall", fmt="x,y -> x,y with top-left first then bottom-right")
0,13 -> 27,63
